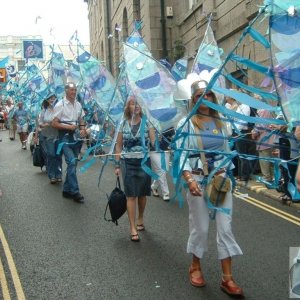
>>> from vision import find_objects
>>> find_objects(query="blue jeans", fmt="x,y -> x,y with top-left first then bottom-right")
44,137 -> 62,180
61,139 -> 82,194
39,134 -> 48,168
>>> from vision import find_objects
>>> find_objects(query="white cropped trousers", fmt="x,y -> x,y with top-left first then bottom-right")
150,151 -> 170,196
186,176 -> 243,260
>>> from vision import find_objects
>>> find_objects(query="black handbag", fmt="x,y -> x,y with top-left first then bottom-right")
32,144 -> 45,169
104,176 -> 127,225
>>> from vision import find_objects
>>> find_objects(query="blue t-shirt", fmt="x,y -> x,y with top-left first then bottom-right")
200,120 -> 225,151
14,109 -> 29,126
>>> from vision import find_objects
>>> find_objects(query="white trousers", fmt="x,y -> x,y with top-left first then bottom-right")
186,176 -> 243,260
150,151 -> 170,196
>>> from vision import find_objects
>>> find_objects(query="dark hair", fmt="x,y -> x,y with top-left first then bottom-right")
42,100 -> 49,109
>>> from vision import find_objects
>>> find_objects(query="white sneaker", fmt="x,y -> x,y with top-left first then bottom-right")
151,187 -> 159,197
163,194 -> 170,201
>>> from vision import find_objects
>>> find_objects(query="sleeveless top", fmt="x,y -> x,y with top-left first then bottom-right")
120,119 -> 151,159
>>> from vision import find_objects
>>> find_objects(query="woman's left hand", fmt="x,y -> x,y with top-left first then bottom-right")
188,180 -> 202,196
115,167 -> 121,176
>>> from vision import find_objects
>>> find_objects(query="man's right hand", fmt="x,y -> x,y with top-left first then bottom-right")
69,124 -> 77,131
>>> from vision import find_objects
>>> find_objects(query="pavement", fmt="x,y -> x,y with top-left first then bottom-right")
235,178 -> 300,209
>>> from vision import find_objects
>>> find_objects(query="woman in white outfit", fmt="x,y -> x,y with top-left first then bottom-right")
176,80 -> 244,297
150,128 -> 174,201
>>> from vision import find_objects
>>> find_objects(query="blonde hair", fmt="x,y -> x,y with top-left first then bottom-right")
190,81 -> 223,130
124,96 -> 143,120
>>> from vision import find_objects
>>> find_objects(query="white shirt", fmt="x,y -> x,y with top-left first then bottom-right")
39,108 -> 58,138
234,103 -> 250,131
53,98 -> 84,125
5,104 -> 14,114
225,103 -> 232,110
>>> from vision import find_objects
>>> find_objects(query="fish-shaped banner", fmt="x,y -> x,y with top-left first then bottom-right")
77,48 -> 124,125
268,0 -> 300,124
123,43 -> 184,132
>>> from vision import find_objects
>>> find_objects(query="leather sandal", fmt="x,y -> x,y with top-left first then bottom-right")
130,234 -> 140,242
136,224 -> 145,231
189,265 -> 206,287
220,278 -> 244,297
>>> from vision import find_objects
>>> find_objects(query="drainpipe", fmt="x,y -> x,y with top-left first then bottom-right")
160,0 -> 168,58
106,0 -> 113,72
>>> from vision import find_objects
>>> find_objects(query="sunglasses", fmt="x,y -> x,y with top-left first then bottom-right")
195,92 -> 214,99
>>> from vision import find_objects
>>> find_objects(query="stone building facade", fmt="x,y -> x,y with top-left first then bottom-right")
0,35 -> 90,72
86,0 -> 267,86
0,35 -> 43,72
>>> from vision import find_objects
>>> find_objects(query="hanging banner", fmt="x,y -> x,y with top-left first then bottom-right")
22,40 -> 44,60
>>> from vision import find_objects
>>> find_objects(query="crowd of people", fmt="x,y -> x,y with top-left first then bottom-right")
1,80 -> 300,298
225,92 -> 300,202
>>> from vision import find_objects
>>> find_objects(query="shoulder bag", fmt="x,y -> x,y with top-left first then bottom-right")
32,144 -> 45,169
104,176 -> 127,225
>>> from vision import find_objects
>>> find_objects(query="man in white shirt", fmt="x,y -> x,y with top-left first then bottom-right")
52,83 -> 87,203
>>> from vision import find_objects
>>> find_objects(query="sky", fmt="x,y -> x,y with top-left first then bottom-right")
1,0 -> 90,45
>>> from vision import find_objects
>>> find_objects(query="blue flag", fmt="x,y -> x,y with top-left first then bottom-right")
0,56 -> 9,68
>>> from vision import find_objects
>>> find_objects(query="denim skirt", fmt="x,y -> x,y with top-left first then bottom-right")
121,157 -> 151,197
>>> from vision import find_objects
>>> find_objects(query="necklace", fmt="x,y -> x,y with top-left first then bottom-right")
129,115 -> 141,126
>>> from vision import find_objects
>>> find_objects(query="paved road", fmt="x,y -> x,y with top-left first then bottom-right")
0,130 -> 299,299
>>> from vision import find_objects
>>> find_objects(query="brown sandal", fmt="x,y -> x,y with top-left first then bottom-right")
220,278 -> 244,297
189,265 -> 206,287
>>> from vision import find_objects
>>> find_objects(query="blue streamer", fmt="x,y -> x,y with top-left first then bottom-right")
201,98 -> 285,126
140,115 -> 159,179
248,27 -> 270,48
225,74 -> 278,101
80,157 -> 97,173
160,151 -> 167,172
230,54 -> 272,75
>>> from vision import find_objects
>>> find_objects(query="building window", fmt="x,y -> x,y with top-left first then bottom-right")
122,8 -> 129,42
133,0 -> 141,20
114,24 -> 120,76
101,41 -> 104,60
